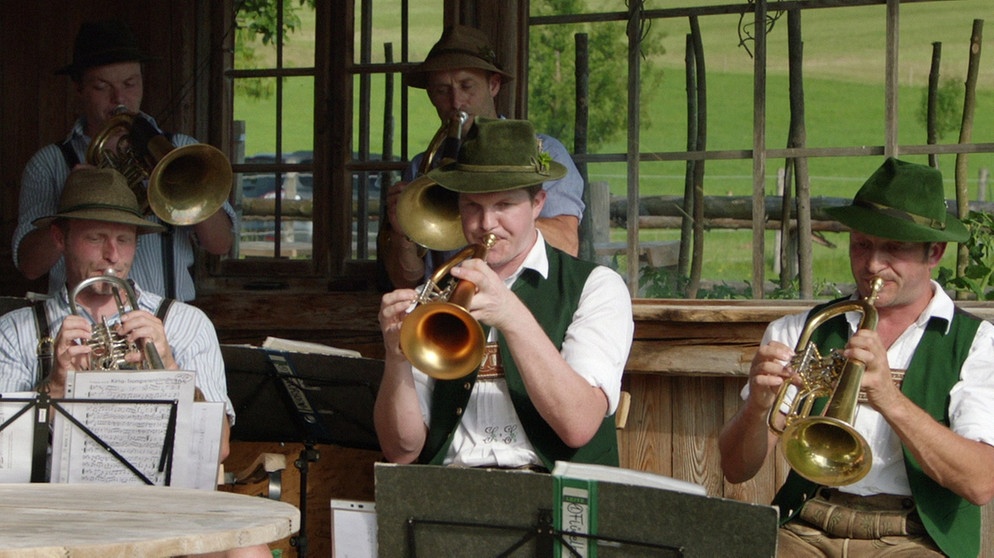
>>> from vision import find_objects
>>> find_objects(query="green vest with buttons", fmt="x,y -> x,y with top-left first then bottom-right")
418,242 -> 619,469
771,300 -> 982,558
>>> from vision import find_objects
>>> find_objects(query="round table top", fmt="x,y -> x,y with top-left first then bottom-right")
0,483 -> 300,557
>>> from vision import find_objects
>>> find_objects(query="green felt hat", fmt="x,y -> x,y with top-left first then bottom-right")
426,118 -> 566,194
825,157 -> 968,243
33,168 -> 164,234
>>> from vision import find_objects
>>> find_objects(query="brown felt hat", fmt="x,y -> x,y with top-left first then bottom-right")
56,19 -> 156,80
33,168 -> 164,234
405,25 -> 514,89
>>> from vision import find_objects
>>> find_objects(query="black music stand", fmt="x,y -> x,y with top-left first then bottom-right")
221,344 -> 383,557
0,389 -> 179,485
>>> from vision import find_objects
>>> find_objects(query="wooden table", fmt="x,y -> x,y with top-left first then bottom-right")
0,483 -> 300,557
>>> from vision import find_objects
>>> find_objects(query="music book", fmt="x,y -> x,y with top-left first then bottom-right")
551,461 -> 707,558
261,336 -> 362,358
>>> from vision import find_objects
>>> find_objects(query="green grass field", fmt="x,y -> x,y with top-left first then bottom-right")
233,0 -> 994,294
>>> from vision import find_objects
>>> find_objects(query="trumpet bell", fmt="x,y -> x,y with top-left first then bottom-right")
780,416 -> 872,486
148,143 -> 233,226
396,176 -> 465,251
400,301 -> 486,381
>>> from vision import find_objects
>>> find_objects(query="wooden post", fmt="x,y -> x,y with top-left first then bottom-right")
575,33 -> 593,262
955,19 -> 984,289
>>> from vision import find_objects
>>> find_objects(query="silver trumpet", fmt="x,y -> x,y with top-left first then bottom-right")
69,273 -> 165,371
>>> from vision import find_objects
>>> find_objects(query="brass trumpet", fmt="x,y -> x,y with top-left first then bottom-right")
399,233 -> 497,380
69,273 -> 165,371
395,111 -> 468,251
86,107 -> 233,226
767,277 -> 883,486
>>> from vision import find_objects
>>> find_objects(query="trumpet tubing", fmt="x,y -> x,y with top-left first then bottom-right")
70,274 -> 165,371
395,111 -> 469,251
86,108 -> 233,226
768,277 -> 883,486
399,234 -> 497,380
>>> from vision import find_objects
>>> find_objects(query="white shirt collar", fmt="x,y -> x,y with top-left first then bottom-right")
502,230 -> 549,287
846,280 -> 954,334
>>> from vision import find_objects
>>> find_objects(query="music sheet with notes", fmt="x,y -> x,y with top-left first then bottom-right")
51,370 -> 223,489
0,392 -> 37,483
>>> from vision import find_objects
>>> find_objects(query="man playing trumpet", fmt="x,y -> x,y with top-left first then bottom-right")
375,118 -> 632,470
719,158 -> 994,557
379,24 -> 585,289
13,18 -> 234,302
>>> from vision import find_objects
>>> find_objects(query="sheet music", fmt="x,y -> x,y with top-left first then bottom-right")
52,370 -> 196,487
188,401 -> 225,490
0,392 -> 38,483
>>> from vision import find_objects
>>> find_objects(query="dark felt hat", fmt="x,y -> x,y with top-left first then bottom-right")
427,118 -> 566,193
405,25 -> 514,89
825,157 -> 968,243
56,19 -> 156,78
33,168 -> 165,234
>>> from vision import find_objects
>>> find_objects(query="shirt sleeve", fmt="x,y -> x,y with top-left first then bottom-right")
13,145 -> 71,268
164,302 -> 235,423
560,266 -> 634,415
0,308 -> 44,393
535,134 -> 585,221
949,319 -> 994,446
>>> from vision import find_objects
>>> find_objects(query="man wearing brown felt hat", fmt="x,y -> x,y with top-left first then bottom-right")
379,24 -> 586,290
0,167 -> 270,558
720,158 -> 994,558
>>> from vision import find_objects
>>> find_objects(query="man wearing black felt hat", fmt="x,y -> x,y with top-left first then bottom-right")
13,19 -> 235,302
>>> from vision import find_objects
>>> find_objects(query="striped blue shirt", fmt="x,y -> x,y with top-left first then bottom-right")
13,117 -> 237,301
0,281 -> 233,422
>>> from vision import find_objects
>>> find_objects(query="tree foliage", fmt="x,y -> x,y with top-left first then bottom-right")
917,77 -> 963,141
234,0 -> 315,99
528,0 -> 666,152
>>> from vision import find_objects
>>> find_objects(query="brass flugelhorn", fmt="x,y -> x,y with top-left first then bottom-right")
86,106 -> 233,226
399,233 -> 497,380
69,272 -> 165,371
767,277 -> 883,486
395,111 -> 468,251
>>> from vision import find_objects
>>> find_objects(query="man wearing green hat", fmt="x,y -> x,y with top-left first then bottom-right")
719,158 -> 994,557
379,24 -> 585,289
374,118 -> 633,470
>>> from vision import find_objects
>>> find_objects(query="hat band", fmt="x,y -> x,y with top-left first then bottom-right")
854,199 -> 945,231
430,46 -> 497,65
453,157 -> 553,177
62,202 -> 145,219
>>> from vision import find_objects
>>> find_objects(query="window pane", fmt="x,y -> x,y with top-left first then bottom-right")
283,3 -> 316,69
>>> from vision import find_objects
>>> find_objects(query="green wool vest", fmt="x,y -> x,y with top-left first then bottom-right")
418,243 -> 620,469
771,300 -> 982,558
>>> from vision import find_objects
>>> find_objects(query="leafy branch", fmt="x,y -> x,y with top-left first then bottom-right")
937,211 -> 994,300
